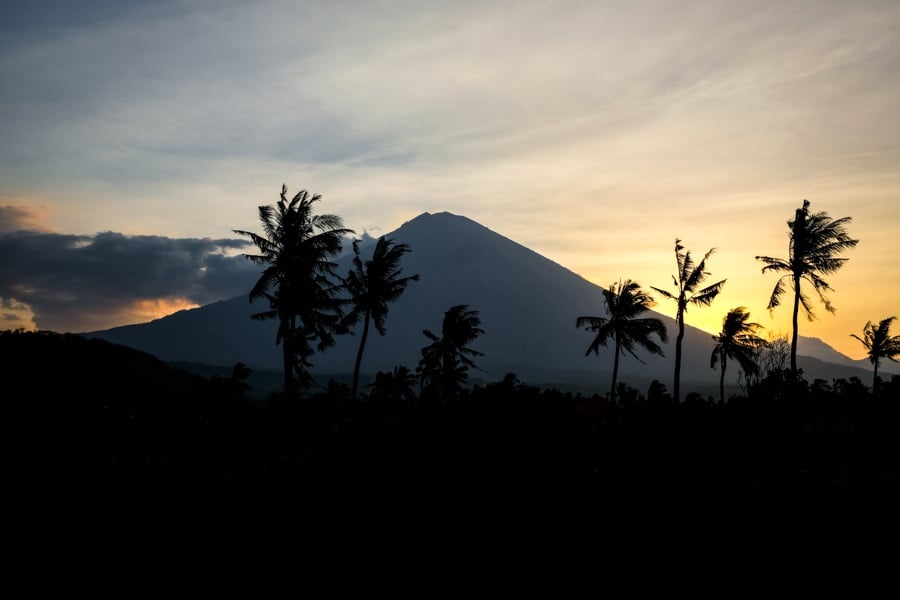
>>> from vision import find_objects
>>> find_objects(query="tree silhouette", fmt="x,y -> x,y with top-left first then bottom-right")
756,199 -> 858,374
418,304 -> 485,403
576,279 -> 668,401
342,236 -> 419,400
850,317 -> 900,393
234,184 -> 353,397
753,332 -> 790,382
652,239 -> 726,403
710,307 -> 766,404
367,365 -> 417,405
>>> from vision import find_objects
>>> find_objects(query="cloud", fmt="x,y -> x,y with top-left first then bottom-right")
1,298 -> 30,311
0,229 -> 261,332
0,205 -> 52,233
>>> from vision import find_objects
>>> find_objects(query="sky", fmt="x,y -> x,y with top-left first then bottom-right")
1,0 -> 898,359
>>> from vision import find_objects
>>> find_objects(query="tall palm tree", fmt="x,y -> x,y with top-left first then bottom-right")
850,317 -> 900,392
652,239 -> 726,403
756,199 -> 858,375
233,184 -> 353,396
576,279 -> 668,401
710,307 -> 766,405
342,236 -> 419,400
418,304 -> 485,402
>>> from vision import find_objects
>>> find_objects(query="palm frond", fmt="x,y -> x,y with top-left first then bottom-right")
650,287 -> 677,301
765,277 -> 787,312
756,255 -> 791,273
688,279 -> 726,308
576,315 -> 607,330
797,288 -> 817,321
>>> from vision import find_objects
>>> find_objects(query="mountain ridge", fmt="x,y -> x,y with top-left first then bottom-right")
84,211 -> 892,394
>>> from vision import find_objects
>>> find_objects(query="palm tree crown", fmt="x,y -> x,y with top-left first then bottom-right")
342,236 -> 419,400
418,304 -> 485,402
850,316 -> 900,392
756,199 -> 858,374
710,307 -> 766,404
652,238 -> 725,402
367,365 -> 417,405
576,279 -> 668,401
233,184 -> 353,396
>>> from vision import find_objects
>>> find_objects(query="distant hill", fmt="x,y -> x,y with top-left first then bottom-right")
84,211 -> 889,396
796,336 -> 871,370
1,329 -> 195,413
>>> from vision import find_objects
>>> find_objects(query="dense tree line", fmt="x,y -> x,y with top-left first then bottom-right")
3,329 -> 899,497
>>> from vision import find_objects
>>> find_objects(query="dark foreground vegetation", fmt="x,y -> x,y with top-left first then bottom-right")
4,330 -> 899,503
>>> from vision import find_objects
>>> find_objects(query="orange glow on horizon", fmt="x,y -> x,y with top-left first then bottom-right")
2,296 -> 202,334
130,298 -> 200,324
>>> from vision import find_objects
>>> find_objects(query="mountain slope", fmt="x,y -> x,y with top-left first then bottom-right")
84,212 -> 888,394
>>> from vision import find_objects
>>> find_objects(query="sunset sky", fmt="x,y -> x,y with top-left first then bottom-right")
2,0 -> 898,359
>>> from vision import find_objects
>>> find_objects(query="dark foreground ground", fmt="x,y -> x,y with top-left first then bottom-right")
6,331 -> 900,593
4,330 -> 899,503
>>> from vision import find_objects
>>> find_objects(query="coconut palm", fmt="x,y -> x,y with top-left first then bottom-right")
576,279 -> 668,401
756,199 -> 858,374
710,307 -> 766,404
342,236 -> 419,400
367,365 -> 418,405
850,317 -> 900,392
652,239 -> 726,403
418,304 -> 485,402
234,184 -> 353,396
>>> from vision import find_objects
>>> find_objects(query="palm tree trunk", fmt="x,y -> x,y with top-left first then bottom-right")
283,317 -> 294,397
873,359 -> 879,395
611,338 -> 621,402
441,346 -> 455,404
674,309 -> 685,403
791,274 -> 801,374
351,310 -> 371,401
719,352 -> 727,405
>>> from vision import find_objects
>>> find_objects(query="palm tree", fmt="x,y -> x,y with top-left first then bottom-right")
418,304 -> 485,402
756,199 -> 858,375
710,307 -> 766,404
652,239 -> 726,403
576,279 -> 668,401
850,317 -> 900,392
342,236 -> 420,400
367,365 -> 418,405
233,184 -> 353,396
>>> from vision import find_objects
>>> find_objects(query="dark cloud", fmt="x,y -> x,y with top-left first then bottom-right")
0,229 -> 261,332
0,205 -> 48,233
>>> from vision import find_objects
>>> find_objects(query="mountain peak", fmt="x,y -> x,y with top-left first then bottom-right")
401,211 -> 480,229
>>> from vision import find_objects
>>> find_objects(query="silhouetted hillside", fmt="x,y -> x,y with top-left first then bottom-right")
1,329 -> 262,496
3,329 -> 195,403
